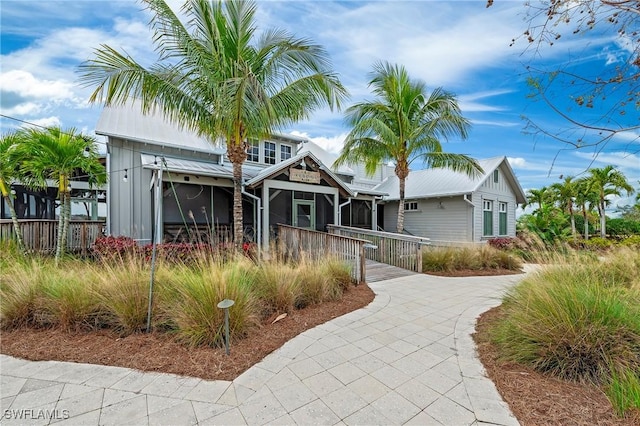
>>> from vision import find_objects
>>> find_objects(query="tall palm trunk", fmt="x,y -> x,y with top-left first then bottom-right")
395,161 -> 409,233
397,177 -> 406,233
567,201 -> 576,239
54,174 -> 70,264
0,180 -> 26,253
228,141 -> 247,250
599,200 -> 606,238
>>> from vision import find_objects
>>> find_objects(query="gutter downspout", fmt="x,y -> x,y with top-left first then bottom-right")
242,185 -> 261,249
463,194 -> 475,243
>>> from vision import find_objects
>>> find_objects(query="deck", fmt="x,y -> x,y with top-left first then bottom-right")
365,259 -> 418,283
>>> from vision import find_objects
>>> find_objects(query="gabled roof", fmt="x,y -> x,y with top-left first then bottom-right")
297,140 -> 354,176
373,156 -> 526,203
245,152 -> 353,196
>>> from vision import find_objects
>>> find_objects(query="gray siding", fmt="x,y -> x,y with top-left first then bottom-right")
108,138 -> 224,242
382,197 -> 472,242
474,165 -> 518,242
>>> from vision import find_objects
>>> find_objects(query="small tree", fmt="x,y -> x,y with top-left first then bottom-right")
0,132 -> 26,253
17,127 -> 106,263
586,165 -> 634,238
334,61 -> 481,233
551,176 -> 578,239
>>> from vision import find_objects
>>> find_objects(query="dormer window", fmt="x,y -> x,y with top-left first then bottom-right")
247,139 -> 259,162
264,142 -> 276,164
281,145 -> 292,161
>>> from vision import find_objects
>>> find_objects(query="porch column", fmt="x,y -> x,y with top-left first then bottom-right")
262,180 -> 271,251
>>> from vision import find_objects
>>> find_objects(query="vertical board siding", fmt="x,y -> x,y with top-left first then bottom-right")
277,224 -> 368,284
0,220 -> 105,255
327,225 -> 430,273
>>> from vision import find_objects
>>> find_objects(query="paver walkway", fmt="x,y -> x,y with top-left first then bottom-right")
1,271 -> 529,425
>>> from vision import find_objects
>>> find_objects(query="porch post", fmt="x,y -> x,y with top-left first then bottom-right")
262,180 -> 270,250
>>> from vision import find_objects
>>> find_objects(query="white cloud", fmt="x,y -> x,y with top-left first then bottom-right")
25,116 -> 62,129
507,157 -> 527,168
290,130 -> 348,154
0,70 -> 74,101
573,151 -> 640,171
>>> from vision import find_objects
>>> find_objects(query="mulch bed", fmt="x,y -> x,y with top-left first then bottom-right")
0,283 -> 375,381
474,307 -> 640,426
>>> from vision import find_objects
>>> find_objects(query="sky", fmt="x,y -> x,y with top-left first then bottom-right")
1,0 -> 638,210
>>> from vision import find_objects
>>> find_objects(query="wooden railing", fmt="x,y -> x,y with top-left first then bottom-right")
277,224 -> 369,284
327,224 -> 430,273
0,219 -> 105,255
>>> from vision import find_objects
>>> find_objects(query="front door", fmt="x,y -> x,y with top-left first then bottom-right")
293,200 -> 315,230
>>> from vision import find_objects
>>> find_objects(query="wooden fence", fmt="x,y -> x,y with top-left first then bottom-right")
327,225 -> 430,273
277,224 -> 370,284
0,219 -> 105,255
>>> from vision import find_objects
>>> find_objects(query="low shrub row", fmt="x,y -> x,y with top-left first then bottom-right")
422,245 -> 523,273
0,250 -> 353,348
490,247 -> 640,417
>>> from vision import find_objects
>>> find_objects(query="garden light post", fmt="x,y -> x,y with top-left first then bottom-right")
217,299 -> 235,355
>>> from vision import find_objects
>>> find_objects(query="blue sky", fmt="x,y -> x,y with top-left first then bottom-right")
1,0 -> 638,209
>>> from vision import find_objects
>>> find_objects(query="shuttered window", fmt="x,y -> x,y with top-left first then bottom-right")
499,202 -> 507,235
483,200 -> 493,236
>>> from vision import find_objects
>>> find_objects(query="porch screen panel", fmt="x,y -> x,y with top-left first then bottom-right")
212,187 -> 232,226
269,189 -> 292,229
315,193 -> 334,232
351,200 -> 372,229
163,183 -> 212,224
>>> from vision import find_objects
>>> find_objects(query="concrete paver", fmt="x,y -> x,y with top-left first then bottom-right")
0,271 -> 526,425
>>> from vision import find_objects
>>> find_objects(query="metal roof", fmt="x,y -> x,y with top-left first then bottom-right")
96,100 -> 307,154
141,154 -> 233,179
373,156 -> 526,203
245,151 -> 354,196
297,140 -> 355,176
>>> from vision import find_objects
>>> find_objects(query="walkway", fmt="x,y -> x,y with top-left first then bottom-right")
0,272 -> 528,425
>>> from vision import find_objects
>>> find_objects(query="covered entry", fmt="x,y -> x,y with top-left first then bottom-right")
245,152 -> 354,248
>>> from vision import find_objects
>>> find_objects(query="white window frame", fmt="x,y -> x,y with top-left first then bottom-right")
264,141 -> 276,165
280,144 -> 292,161
498,202 -> 508,236
483,200 -> 494,237
404,201 -> 418,211
246,139 -> 259,163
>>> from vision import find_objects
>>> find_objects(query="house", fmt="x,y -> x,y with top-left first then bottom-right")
372,157 -> 527,245
96,102 -> 525,248
96,101 -> 383,248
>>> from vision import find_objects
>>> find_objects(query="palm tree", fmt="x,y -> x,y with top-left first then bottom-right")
17,127 -> 106,263
574,177 -> 598,240
334,62 -> 481,233
550,177 -> 577,239
79,0 -> 347,249
586,165 -> 634,238
0,132 -> 26,253
523,187 -> 553,213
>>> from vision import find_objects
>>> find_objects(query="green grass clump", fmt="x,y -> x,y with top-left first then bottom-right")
255,260 -> 302,314
92,256 -> 152,334
166,256 -> 260,347
38,264 -> 100,330
422,246 -> 522,273
491,248 -> 640,416
606,367 -> 640,417
0,259 -> 45,328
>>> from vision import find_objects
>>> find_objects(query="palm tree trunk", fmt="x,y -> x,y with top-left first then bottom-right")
599,201 -> 606,238
397,176 -> 406,233
232,161 -> 243,250
581,204 -> 589,240
1,190 -> 26,253
54,192 -> 66,263
62,192 -> 71,256
568,203 -> 576,239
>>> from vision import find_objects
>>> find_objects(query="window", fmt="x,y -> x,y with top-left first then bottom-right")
483,200 -> 493,236
493,169 -> 499,183
280,144 -> 292,161
404,201 -> 418,211
264,141 -> 276,164
499,202 -> 507,235
246,139 -> 259,162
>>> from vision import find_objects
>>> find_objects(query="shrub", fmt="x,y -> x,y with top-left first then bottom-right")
621,235 -> 640,249
607,218 -> 640,237
92,235 -> 139,259
487,237 -> 519,251
422,246 -> 522,272
38,265 -> 101,330
167,257 -> 260,347
491,250 -> 640,415
581,237 -> 614,251
92,256 -> 153,334
0,260 -> 44,328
